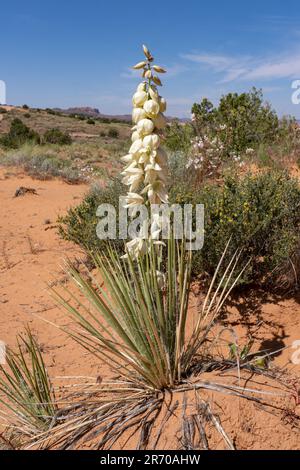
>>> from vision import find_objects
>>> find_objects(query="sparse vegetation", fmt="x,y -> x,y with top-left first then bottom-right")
43,128 -> 72,145
107,127 -> 119,138
0,118 -> 40,149
0,329 -> 57,444
0,107 -> 131,181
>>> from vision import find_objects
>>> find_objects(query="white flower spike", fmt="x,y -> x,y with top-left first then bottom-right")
121,45 -> 168,257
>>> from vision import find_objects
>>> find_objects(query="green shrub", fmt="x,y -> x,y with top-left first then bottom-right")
58,170 -> 300,288
171,170 -> 300,285
24,113 -> 31,118
108,127 -> 119,138
22,104 -> 29,110
87,118 -> 95,125
0,118 -> 40,149
58,179 -> 125,253
0,107 -> 7,114
192,88 -> 279,154
165,121 -> 193,152
45,108 -> 57,115
43,128 -> 72,145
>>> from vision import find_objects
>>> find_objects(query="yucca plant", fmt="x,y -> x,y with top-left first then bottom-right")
37,238 -> 282,451
52,238 -> 243,392
0,328 -> 57,442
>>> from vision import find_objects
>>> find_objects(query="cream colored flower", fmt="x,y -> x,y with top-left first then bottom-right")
131,130 -> 140,142
138,148 -> 152,164
149,86 -> 159,101
137,82 -> 147,92
121,154 -> 135,164
143,134 -> 160,149
124,192 -> 144,207
129,138 -> 144,155
143,99 -> 160,118
124,237 -> 148,259
132,91 -> 147,107
136,118 -> 155,136
122,167 -> 144,191
142,180 -> 168,204
132,108 -> 147,123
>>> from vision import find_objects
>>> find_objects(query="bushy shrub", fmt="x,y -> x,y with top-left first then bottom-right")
43,128 -> 72,145
0,118 -> 40,149
171,170 -> 300,286
108,127 -> 119,138
0,107 -> 7,114
45,108 -> 57,115
58,179 -> 125,253
165,121 -> 193,152
192,88 -> 279,154
87,118 -> 95,125
58,170 -> 300,288
22,104 -> 29,110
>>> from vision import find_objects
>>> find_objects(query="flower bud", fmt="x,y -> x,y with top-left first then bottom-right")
137,118 -> 155,136
159,97 -> 167,112
153,65 -> 166,73
143,99 -> 160,118
142,44 -> 152,60
153,76 -> 162,86
132,91 -> 147,107
144,69 -> 152,79
133,61 -> 147,69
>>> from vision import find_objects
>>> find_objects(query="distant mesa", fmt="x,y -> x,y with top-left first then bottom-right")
0,104 -> 188,123
53,106 -> 132,122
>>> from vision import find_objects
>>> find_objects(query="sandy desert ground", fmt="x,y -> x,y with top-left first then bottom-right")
1,166 -> 300,449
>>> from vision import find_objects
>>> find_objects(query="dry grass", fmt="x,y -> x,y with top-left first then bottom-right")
0,106 -> 131,182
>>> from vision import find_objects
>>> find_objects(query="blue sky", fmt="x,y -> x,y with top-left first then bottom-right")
1,0 -> 300,117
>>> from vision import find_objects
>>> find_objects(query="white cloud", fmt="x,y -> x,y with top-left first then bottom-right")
181,53 -> 235,70
244,55 -> 300,80
182,50 -> 300,83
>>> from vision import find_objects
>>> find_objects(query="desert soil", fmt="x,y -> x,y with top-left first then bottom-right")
0,167 -> 300,449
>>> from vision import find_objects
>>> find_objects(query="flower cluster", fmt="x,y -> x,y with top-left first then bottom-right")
186,123 -> 245,180
186,133 -> 225,178
121,45 -> 168,257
